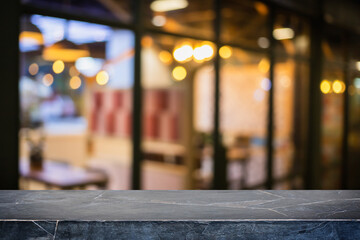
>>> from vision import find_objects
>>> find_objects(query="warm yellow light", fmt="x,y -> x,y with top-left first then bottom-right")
28,63 -> 39,76
173,44 -> 193,62
43,49 -> 89,62
356,61 -> 360,71
19,31 -> 44,45
96,70 -> 109,85
219,46 -> 232,59
141,36 -> 153,48
254,2 -> 268,15
332,80 -> 344,94
69,65 -> 79,77
340,81 -> 346,93
150,0 -> 188,12
320,80 -> 331,94
52,60 -> 65,74
159,51 -> 172,64
172,66 -> 187,81
193,43 -> 214,61
69,76 -> 82,89
42,74 -> 54,87
258,58 -> 270,73
43,40 -> 90,62
273,28 -> 294,40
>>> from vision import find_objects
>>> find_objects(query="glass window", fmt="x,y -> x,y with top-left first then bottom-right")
274,12 -> 310,57
220,47 -> 269,189
141,34 -> 214,189
320,32 -> 345,189
221,0 -> 269,49
324,0 -> 360,33
273,57 -> 309,189
143,0 -> 214,39
19,15 -> 134,189
22,0 -> 133,24
347,39 -> 360,189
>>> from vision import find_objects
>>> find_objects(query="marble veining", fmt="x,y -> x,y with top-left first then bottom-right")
0,190 -> 359,239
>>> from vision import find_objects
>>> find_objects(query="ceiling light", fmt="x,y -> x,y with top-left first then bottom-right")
151,0 -> 189,12
273,28 -> 294,40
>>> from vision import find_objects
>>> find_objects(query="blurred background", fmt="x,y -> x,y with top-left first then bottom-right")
1,0 -> 360,190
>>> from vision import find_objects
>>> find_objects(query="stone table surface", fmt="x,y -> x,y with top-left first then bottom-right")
1,190 -> 360,239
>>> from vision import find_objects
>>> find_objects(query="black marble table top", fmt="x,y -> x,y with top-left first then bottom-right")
1,190 -> 360,239
1,190 -> 360,221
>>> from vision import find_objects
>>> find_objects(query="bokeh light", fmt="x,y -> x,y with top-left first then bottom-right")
257,37 -> 270,49
172,66 -> 187,81
219,46 -> 232,59
42,74 -> 54,87
96,70 -> 109,85
150,0 -> 188,12
193,43 -> 214,62
273,28 -> 294,40
159,50 -> 172,64
332,80 -> 344,94
261,78 -> 271,91
28,63 -> 39,76
320,80 -> 331,94
52,60 -> 65,74
354,78 -> 360,89
152,15 -> 167,27
69,76 -> 82,89
173,44 -> 193,62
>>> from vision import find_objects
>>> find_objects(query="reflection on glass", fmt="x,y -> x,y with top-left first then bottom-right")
348,70 -> 360,188
19,15 -> 134,190
144,0 -> 214,39
22,0 -> 133,23
321,62 -> 344,189
221,0 -> 268,49
141,34 -> 214,189
274,12 -> 310,57
220,48 -> 268,189
273,58 -> 309,189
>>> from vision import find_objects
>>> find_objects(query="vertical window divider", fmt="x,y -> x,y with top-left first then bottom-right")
341,33 -> 350,189
305,0 -> 324,189
212,0 -> 227,189
0,0 -> 20,189
131,0 -> 144,190
266,5 -> 275,189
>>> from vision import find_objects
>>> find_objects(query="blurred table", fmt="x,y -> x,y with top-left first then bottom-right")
20,160 -> 108,190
